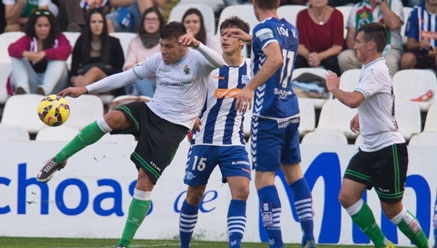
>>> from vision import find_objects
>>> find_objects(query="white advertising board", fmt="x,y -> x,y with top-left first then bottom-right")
0,141 -> 435,246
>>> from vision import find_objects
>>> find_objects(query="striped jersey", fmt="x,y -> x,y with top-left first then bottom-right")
251,17 -> 300,119
405,2 -> 437,48
192,58 -> 251,146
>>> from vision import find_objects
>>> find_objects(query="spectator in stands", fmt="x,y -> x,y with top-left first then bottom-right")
182,8 -> 221,52
69,8 -> 124,97
8,9 -> 71,95
3,0 -> 59,32
106,0 -> 163,33
400,0 -> 437,71
123,7 -> 164,97
337,0 -> 404,74
295,0 -> 344,75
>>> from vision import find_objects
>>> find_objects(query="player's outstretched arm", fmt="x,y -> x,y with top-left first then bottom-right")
223,28 -> 252,44
58,86 -> 88,98
179,33 -> 224,68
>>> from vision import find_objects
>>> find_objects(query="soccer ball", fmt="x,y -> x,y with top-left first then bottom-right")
37,95 -> 70,126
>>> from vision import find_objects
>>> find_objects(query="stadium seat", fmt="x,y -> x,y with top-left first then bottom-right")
108,94 -> 152,111
217,5 -> 258,36
336,6 -> 352,39
298,98 -> 316,136
395,100 -> 421,141
392,69 -> 436,111
0,125 -> 30,141
354,134 -> 362,145
277,5 -> 306,25
0,31 -> 24,63
1,94 -> 46,133
316,99 -> 358,139
423,102 -> 437,132
292,67 -> 331,109
401,7 -> 413,45
0,61 -> 11,104
169,3 -> 216,34
339,68 -> 360,92
409,132 -> 437,146
35,126 -> 79,141
109,32 -> 137,58
63,32 -> 81,69
301,130 -> 348,145
63,95 -> 104,130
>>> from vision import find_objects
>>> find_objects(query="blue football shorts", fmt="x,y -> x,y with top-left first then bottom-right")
184,145 -> 251,186
251,116 -> 301,172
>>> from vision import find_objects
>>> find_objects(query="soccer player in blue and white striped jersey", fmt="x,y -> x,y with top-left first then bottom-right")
225,0 -> 316,247
179,17 -> 252,248
401,0 -> 437,70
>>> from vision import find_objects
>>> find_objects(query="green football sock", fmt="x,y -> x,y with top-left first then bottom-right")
351,202 -> 387,247
396,211 -> 428,248
54,121 -> 106,163
117,198 -> 151,247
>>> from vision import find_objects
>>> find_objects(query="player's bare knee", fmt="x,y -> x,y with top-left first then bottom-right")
104,110 -> 131,130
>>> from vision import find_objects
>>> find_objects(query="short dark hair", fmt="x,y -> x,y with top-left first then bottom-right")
358,23 -> 388,53
160,21 -> 187,40
254,0 -> 279,10
220,16 -> 250,34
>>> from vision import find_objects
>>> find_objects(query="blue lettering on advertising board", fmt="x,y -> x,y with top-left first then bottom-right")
0,154 -> 432,245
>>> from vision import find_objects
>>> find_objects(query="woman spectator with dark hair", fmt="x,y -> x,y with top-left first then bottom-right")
8,9 -> 71,95
182,8 -> 220,52
123,6 -> 164,97
70,8 -> 124,97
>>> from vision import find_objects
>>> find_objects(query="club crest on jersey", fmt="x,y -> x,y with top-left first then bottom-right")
241,75 -> 250,85
184,65 -> 190,75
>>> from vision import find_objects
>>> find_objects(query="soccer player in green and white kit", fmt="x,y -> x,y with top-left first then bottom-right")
36,22 -> 224,248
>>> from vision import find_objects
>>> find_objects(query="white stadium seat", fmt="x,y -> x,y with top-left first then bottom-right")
336,6 -> 352,39
392,69 -> 436,111
0,125 -> 30,141
109,32 -> 137,58
217,5 -> 258,36
277,5 -> 306,25
301,130 -> 348,145
316,99 -> 358,139
62,95 -> 104,130
0,62 -> 12,104
35,126 -> 80,141
1,94 -> 46,133
292,67 -> 331,109
339,68 -> 360,92
395,100 -> 421,141
298,98 -> 316,136
0,32 -> 24,63
409,132 -> 437,146
423,102 -> 437,132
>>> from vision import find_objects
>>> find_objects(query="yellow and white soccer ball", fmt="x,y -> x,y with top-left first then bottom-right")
37,95 -> 70,126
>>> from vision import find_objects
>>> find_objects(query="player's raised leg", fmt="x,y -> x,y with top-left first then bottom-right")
37,110 -> 130,182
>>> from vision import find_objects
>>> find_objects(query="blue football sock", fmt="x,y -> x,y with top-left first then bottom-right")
228,199 -> 247,248
179,200 -> 199,248
290,178 -> 315,245
258,185 -> 283,248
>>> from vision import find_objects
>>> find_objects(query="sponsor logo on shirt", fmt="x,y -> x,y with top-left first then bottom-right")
159,81 -> 192,86
214,88 -> 241,98
273,88 -> 292,99
255,28 -> 274,42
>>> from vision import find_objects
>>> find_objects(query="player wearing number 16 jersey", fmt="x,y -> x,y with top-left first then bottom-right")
231,0 -> 317,247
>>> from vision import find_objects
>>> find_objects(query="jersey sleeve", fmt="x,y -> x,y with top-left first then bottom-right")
132,52 -> 161,79
252,22 -> 278,51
